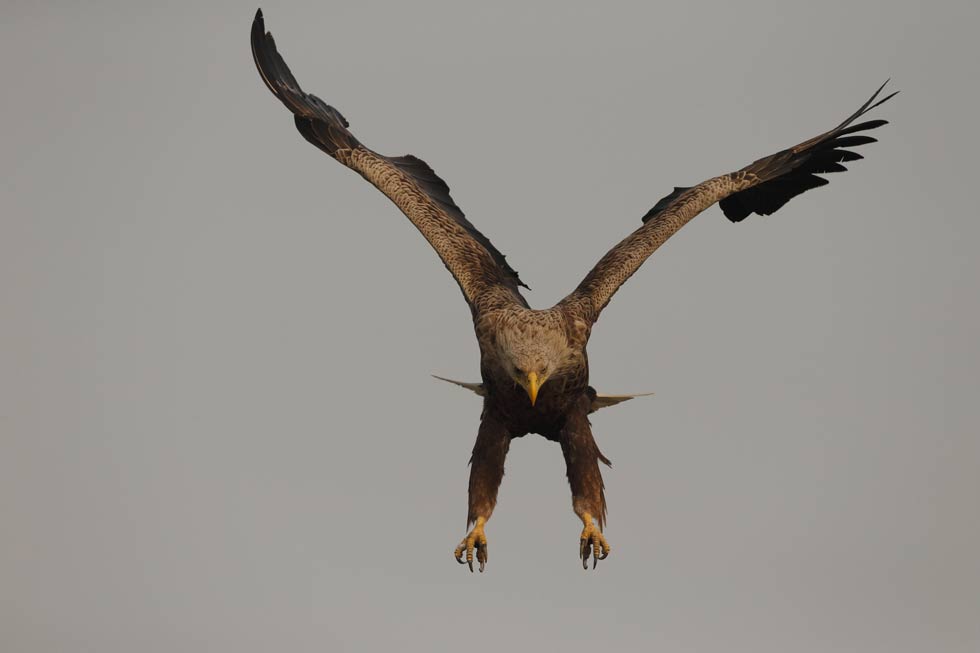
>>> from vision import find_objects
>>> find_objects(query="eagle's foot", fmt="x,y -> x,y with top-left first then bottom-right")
454,517 -> 488,572
579,513 -> 610,570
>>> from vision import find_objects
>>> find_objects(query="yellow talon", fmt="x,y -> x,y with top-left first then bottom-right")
454,517 -> 489,572
578,512 -> 611,569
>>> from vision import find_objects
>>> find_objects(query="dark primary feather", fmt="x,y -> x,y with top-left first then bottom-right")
251,9 -> 528,297
642,85 -> 896,226
718,82 -> 897,222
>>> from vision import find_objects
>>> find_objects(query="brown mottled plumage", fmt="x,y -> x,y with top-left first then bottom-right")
251,9 -> 896,571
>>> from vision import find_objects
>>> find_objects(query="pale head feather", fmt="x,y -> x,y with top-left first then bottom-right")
494,317 -> 577,387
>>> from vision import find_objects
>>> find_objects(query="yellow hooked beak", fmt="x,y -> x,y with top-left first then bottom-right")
526,371 -> 541,407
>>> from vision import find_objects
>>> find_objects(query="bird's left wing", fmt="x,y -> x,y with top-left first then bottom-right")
251,10 -> 528,312
560,83 -> 896,324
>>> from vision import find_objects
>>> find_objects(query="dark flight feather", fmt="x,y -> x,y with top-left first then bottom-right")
719,82 -> 897,222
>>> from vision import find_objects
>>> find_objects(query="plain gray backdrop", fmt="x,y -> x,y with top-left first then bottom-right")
2,0 -> 978,651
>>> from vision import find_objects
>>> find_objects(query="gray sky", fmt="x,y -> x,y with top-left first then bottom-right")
2,1 -> 978,651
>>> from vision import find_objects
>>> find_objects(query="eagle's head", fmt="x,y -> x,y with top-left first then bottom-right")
495,319 -> 577,407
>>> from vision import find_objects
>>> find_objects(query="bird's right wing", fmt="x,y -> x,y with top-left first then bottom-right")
560,82 -> 896,324
252,10 -> 528,312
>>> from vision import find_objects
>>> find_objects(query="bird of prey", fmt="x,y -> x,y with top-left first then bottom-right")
251,9 -> 895,571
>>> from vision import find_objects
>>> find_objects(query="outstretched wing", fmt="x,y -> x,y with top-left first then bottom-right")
251,10 -> 528,311
561,82 -> 897,323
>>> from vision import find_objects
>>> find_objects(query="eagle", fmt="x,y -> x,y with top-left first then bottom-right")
251,9 -> 895,571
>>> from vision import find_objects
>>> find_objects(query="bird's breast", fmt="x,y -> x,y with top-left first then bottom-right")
483,367 -> 589,436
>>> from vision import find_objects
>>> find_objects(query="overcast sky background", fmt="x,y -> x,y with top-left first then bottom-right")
2,1 -> 978,651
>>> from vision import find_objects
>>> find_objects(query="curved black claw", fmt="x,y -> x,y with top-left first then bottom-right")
579,524 -> 611,570
454,520 -> 488,573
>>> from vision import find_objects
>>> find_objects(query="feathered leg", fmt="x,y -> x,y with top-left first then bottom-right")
559,395 -> 612,569
454,412 -> 510,572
